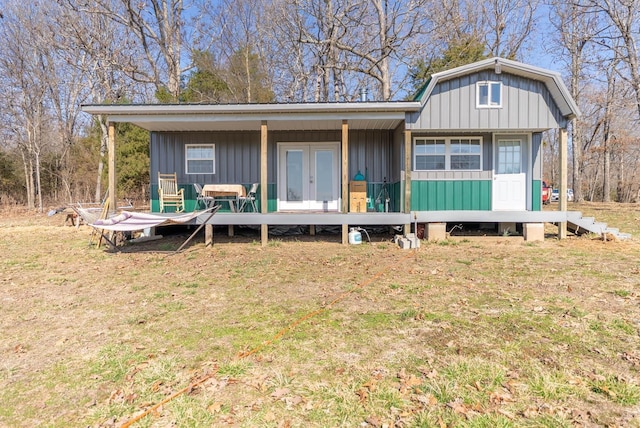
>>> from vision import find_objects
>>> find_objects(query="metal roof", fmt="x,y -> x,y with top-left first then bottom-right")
416,57 -> 581,120
81,101 -> 422,132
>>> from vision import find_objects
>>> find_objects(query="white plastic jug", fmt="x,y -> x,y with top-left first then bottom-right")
348,228 -> 362,245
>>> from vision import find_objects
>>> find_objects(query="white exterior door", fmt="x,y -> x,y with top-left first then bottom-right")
278,143 -> 340,211
493,138 -> 527,211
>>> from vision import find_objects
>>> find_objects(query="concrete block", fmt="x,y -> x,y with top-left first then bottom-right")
523,223 -> 545,241
426,222 -> 447,241
406,235 -> 421,248
398,238 -> 412,249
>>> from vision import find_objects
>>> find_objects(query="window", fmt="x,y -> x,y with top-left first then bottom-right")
477,81 -> 502,107
450,138 -> 481,170
186,144 -> 215,174
415,139 -> 445,170
414,137 -> 482,171
496,140 -> 521,174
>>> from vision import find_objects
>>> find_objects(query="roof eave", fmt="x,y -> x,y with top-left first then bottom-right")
81,101 -> 422,117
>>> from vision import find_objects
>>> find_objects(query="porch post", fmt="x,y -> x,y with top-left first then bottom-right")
108,122 -> 116,214
558,127 -> 568,239
261,120 -> 268,246
404,129 -> 412,234
341,120 -> 349,244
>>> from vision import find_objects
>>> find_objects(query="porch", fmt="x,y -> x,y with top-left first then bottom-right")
187,209 -> 572,245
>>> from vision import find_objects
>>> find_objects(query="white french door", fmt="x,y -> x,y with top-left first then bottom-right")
493,138 -> 527,211
278,143 -> 340,211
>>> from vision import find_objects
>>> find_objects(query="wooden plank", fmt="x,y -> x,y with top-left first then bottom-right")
404,129 -> 411,234
341,120 -> 349,215
261,121 -> 268,246
205,224 -> 213,246
558,127 -> 568,239
108,122 -> 116,215
261,224 -> 268,246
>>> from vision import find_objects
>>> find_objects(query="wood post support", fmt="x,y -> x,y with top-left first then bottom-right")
558,128 -> 568,239
404,129 -> 412,234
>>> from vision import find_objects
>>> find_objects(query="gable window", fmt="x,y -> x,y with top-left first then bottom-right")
477,81 -> 502,107
186,144 -> 215,174
414,137 -> 482,171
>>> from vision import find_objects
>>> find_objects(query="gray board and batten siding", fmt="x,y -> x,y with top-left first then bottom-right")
150,128 -> 403,186
407,71 -> 568,131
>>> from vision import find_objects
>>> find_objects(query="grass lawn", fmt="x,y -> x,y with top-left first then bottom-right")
0,202 -> 639,427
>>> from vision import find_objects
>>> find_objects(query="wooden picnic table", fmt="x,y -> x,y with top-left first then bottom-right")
202,184 -> 246,212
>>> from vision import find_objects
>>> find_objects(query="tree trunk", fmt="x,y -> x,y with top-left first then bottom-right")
20,150 -> 34,209
34,150 -> 43,212
616,155 -> 624,202
372,0 -> 391,101
603,137 -> 610,202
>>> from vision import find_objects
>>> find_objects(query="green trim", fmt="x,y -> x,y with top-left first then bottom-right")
151,183 -> 260,213
411,180 -> 492,211
268,183 -> 277,212
532,179 -> 542,211
411,77 -> 432,101
265,181 -> 402,213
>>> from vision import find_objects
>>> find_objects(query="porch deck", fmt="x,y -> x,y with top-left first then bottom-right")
184,209 -> 577,245
192,210 -> 569,227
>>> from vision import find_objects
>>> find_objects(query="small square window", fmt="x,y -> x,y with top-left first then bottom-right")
186,144 -> 215,174
477,81 -> 502,108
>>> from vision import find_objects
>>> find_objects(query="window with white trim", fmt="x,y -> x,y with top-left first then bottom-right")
477,81 -> 502,107
186,144 -> 215,174
414,137 -> 482,171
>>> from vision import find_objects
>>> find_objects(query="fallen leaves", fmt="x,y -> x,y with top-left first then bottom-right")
270,387 -> 290,400
620,351 -> 640,368
446,398 -> 482,418
357,379 -> 377,403
207,401 -> 223,413
397,368 -> 422,394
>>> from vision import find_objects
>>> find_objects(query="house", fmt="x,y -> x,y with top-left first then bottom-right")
82,57 -> 580,245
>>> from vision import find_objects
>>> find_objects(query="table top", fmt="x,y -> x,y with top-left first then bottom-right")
202,184 -> 246,197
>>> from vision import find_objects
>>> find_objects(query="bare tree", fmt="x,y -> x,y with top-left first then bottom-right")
266,0 -> 431,102
548,0 -> 599,202
481,0 -> 538,59
0,2 -> 55,211
57,2 -> 142,200
585,0 -> 640,120
204,0 -> 274,103
262,0 -> 326,101
64,0 -> 193,100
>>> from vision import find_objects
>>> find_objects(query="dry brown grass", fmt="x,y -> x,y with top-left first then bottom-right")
1,204 -> 639,427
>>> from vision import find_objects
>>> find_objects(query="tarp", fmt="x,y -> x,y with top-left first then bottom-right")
90,209 -> 212,232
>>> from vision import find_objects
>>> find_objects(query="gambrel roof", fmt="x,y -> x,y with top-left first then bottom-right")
415,57 -> 580,120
